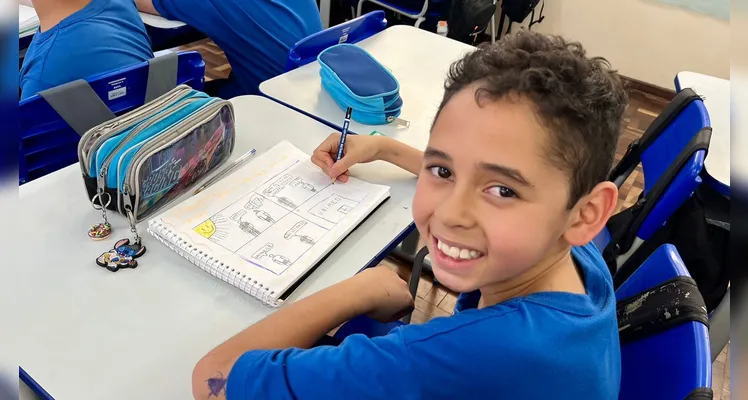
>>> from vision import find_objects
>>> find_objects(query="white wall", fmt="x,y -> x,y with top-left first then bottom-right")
505,0 -> 730,89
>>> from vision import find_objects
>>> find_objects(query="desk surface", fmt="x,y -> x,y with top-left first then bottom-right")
675,71 -> 730,187
2,96 -> 416,400
260,25 -> 474,151
139,11 -> 186,29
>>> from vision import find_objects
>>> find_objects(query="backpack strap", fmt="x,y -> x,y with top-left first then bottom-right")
38,80 -> 116,136
617,276 -> 709,344
609,88 -> 702,184
145,52 -> 179,103
603,127 -> 712,276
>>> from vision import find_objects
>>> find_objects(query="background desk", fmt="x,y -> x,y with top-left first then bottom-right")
4,96 -> 416,400
675,71 -> 730,195
260,25 -> 474,152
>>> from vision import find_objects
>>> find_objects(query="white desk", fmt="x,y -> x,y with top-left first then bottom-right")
139,12 -> 186,29
3,96 -> 416,400
260,25 -> 474,151
675,71 -> 730,193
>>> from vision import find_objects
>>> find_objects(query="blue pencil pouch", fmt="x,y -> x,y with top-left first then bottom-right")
318,44 -> 406,126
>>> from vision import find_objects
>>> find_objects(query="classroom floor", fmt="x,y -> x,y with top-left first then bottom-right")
173,39 -> 731,399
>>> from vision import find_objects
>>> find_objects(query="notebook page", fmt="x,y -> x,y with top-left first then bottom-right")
151,140 -> 390,299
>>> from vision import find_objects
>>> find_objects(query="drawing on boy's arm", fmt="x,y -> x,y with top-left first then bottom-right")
205,371 -> 227,399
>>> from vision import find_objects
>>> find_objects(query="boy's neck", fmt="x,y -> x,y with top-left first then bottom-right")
32,0 -> 92,32
478,246 -> 585,308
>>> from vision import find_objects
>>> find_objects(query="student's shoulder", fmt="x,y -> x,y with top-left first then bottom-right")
397,302 -> 523,346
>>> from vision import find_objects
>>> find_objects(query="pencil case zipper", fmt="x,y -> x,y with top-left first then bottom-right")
88,90 -> 206,180
122,100 -> 233,218
95,98 -> 203,201
79,85 -> 194,175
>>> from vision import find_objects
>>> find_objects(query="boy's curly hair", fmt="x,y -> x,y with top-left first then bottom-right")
436,30 -> 628,208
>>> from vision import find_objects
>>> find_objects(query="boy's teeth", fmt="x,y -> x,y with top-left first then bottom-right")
436,239 -> 482,260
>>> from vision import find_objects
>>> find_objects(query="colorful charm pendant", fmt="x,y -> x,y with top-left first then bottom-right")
90,192 -> 112,240
88,222 -> 112,240
96,238 -> 147,272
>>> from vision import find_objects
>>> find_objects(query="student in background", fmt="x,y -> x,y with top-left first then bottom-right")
135,0 -> 322,98
187,31 -> 627,399
19,0 -> 153,100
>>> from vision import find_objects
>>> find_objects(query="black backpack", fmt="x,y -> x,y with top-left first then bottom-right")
446,0 -> 498,45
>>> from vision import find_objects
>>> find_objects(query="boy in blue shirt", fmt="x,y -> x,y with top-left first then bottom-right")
19,0 -> 153,100
190,31 -> 628,399
135,0 -> 322,98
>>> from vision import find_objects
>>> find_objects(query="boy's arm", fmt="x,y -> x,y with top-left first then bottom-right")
378,137 -> 424,176
191,267 -> 413,399
134,0 -> 160,15
312,135 -> 424,181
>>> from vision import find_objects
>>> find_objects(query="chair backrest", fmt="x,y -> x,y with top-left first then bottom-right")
636,93 -> 710,240
616,244 -> 711,400
285,11 -> 387,71
19,51 -> 205,184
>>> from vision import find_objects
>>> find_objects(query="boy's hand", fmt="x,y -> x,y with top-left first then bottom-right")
351,266 -> 415,323
311,133 -> 386,183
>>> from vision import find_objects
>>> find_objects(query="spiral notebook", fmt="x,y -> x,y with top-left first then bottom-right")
148,141 -> 390,307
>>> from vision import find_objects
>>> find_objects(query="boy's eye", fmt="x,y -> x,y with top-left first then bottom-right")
428,166 -> 453,180
487,185 -> 518,199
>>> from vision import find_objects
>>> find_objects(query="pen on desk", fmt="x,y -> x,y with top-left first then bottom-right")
193,148 -> 257,195
333,107 -> 353,184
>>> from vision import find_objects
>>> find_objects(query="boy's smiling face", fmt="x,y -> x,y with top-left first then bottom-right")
413,87 -> 579,293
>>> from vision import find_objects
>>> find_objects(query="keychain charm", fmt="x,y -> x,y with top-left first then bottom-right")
89,192 -> 112,240
96,193 -> 147,272
96,238 -> 146,272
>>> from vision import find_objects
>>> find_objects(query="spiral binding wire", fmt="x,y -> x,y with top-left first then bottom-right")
148,219 -> 281,307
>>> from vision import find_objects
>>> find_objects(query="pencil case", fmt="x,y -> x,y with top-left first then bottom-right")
78,85 -> 236,222
318,44 -> 405,125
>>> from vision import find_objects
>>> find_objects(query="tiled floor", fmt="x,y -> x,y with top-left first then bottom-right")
173,39 -> 731,398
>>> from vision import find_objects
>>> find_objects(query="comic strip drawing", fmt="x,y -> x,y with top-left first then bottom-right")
309,195 -> 361,224
194,214 -> 230,242
230,210 -> 261,237
290,177 -> 317,192
192,160 -> 374,275
252,243 -> 293,267
283,221 -> 316,245
244,194 -> 264,211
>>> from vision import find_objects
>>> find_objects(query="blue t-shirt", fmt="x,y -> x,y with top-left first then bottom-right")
151,0 -> 322,97
19,0 -> 153,100
226,243 -> 621,399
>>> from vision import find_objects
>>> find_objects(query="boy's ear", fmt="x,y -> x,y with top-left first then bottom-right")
563,182 -> 619,246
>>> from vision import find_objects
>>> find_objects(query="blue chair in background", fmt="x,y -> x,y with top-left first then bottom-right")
592,88 -> 711,285
19,51 -> 205,184
286,11 -> 388,71
616,244 -> 712,400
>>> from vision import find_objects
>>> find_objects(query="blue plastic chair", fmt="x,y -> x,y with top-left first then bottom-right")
19,51 -> 205,184
592,89 -> 711,277
286,11 -> 388,71
616,244 -> 712,400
